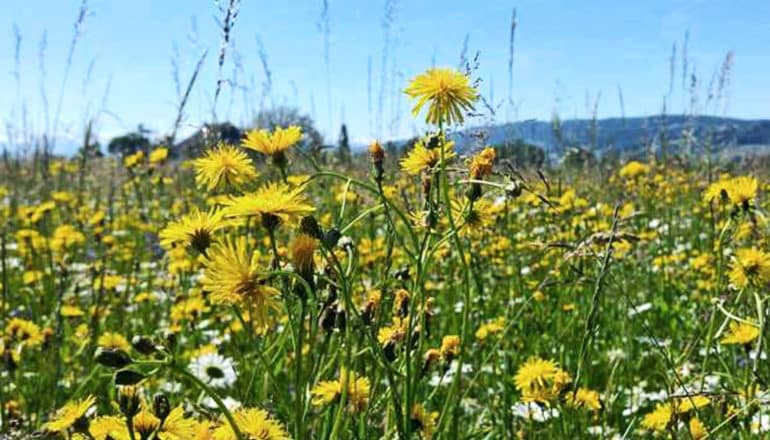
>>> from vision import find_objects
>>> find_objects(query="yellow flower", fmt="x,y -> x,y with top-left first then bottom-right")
97,332 -> 131,352
703,179 -> 731,203
641,402 -> 672,432
202,236 -> 281,329
133,409 -> 161,438
475,317 -> 505,341
725,176 -> 758,206
6,318 -> 45,348
728,248 -> 770,288
149,146 -> 169,165
223,182 -> 314,229
469,147 -> 496,179
618,161 -> 650,179
193,143 -> 258,191
212,408 -> 290,440
242,125 -> 302,156
439,335 -> 461,360
124,151 -> 145,168
310,368 -> 371,412
159,208 -> 232,253
158,406 -> 199,440
513,357 -> 571,404
404,67 -> 478,126
400,137 -> 456,175
565,388 -> 602,411
43,395 -> 96,432
674,395 -> 710,414
410,404 -> 439,439
690,417 -> 707,439
89,415 -> 129,440
721,321 -> 759,345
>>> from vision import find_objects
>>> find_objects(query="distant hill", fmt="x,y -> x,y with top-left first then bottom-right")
449,115 -> 770,159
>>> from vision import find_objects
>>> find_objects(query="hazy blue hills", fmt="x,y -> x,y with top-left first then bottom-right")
450,115 -> 770,158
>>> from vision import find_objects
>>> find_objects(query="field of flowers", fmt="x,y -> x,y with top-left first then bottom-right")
1,68 -> 769,439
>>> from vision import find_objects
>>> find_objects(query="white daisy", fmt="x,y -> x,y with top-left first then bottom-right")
189,352 -> 237,389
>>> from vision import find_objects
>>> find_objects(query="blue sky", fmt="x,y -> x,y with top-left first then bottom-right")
1,0 -> 768,153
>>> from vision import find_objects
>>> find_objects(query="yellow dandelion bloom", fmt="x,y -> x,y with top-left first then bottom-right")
400,137 -> 456,175
674,395 -> 710,414
158,406 -> 199,440
43,395 -> 96,433
404,67 -> 478,126
618,161 -> 650,179
721,321 -> 760,345
222,182 -> 314,229
725,176 -> 758,206
193,144 -> 258,191
133,409 -> 161,438
149,146 -> 169,165
6,318 -> 45,348
410,404 -> 439,440
703,179 -> 731,204
89,415 -> 129,440
565,388 -> 602,411
690,417 -> 707,439
212,408 -> 290,440
439,335 -> 460,360
513,356 -> 571,404
97,332 -> 131,352
202,236 -> 281,329
641,402 -> 672,432
728,248 -> 770,288
469,147 -> 496,179
242,125 -> 302,156
310,368 -> 371,412
159,208 -> 232,253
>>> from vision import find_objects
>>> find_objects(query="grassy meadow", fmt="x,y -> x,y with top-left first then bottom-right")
1,33 -> 770,440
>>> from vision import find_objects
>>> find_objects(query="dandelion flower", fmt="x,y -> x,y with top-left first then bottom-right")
159,208 -> 232,253
202,236 -> 281,328
242,125 -> 302,156
89,415 -> 129,440
212,408 -> 290,440
149,146 -> 169,165
641,402 -> 672,432
405,68 -> 478,126
565,388 -> 602,411
189,352 -> 238,389
43,395 -> 96,433
193,144 -> 258,191
97,332 -> 131,353
400,137 -> 456,176
703,179 -> 731,204
410,404 -> 439,439
514,357 -> 571,404
721,321 -> 760,345
133,409 -> 161,438
158,406 -> 199,440
728,248 -> 770,289
469,147 -> 496,179
726,176 -> 758,207
618,161 -> 650,179
310,368 -> 371,412
223,182 -> 314,230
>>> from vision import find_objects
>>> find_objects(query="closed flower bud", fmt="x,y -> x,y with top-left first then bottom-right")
131,335 -> 158,356
118,386 -> 141,418
94,347 -> 133,369
152,393 -> 171,421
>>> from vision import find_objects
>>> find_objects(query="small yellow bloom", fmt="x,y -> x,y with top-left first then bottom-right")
721,321 -> 760,345
405,67 -> 478,126
242,125 -> 302,156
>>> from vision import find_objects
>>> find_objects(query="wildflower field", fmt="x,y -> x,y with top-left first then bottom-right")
2,67 -> 770,440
